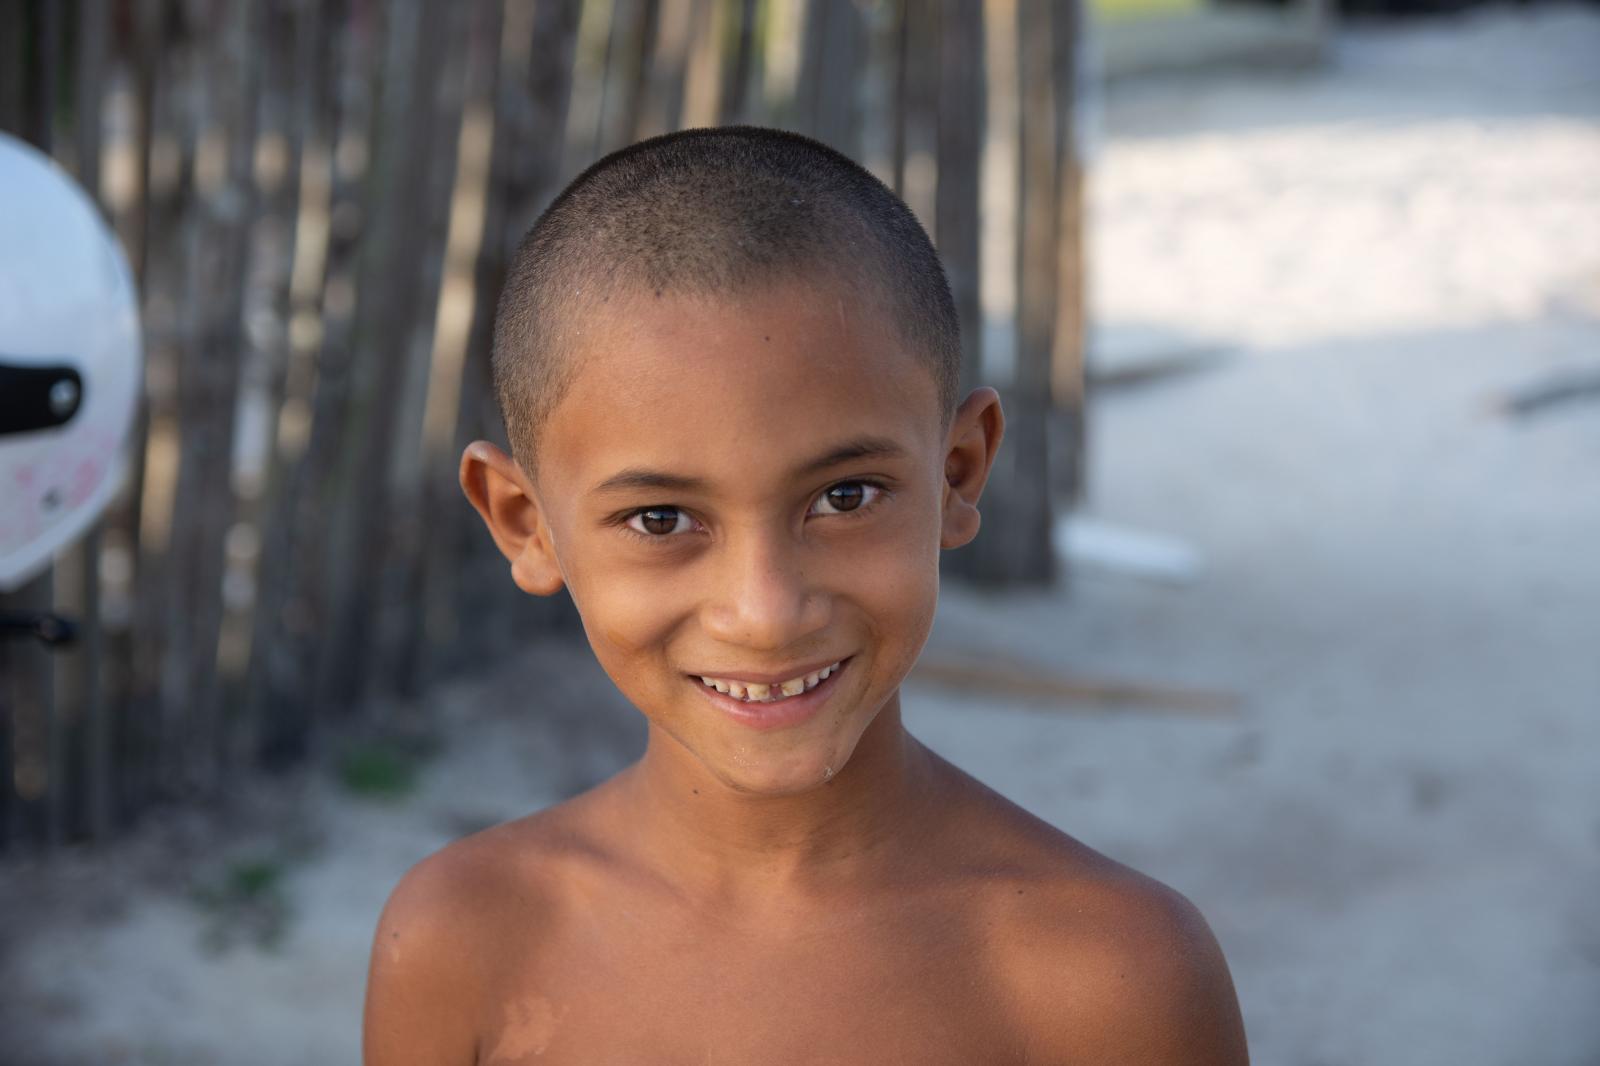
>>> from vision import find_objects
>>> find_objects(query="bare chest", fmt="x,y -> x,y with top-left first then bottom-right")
475,915 -> 1024,1065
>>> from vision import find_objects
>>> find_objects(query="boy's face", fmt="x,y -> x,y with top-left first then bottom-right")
464,278 -> 1001,796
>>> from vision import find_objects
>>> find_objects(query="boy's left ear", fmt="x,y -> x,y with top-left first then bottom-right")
459,441 -> 566,596
940,387 -> 1005,549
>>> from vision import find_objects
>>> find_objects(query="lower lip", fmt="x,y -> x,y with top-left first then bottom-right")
692,659 -> 851,732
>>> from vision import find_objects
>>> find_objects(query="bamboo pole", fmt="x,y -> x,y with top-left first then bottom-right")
366,0 -> 472,707
0,0 -> 64,852
797,0 -> 866,153
1049,0 -> 1087,507
414,0 -> 508,685
310,0 -> 430,712
93,0 -> 159,827
260,0 -> 385,768
937,0 -> 984,398
41,0 -> 67,850
66,0 -> 112,847
638,0 -> 698,136
114,0 -> 172,819
143,2 -> 209,800
595,0 -> 660,154
223,0 -> 323,776
680,0 -> 722,129
717,0 -> 759,126
890,0 -> 910,196
963,0 -> 1058,586
0,3 -> 23,135
0,634 -> 10,851
165,0 -> 261,797
446,0 -> 586,672
411,0 -> 502,693
1,575 -> 55,853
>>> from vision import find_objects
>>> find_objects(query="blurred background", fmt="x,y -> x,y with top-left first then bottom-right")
1,0 -> 1597,1062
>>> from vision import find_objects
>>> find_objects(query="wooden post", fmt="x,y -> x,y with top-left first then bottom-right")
1,0 -> 66,851
409,0 -> 508,688
0,3 -> 23,136
637,0 -> 702,137
963,0 -> 1059,586
594,0 -> 660,154
718,0 -> 760,126
367,0 -> 472,706
937,0 -> 985,399
50,534 -> 88,842
312,0 -> 454,713
1049,0 -> 1087,507
162,0 -> 262,798
443,0 -> 585,673
798,0 -> 866,154
95,0 -> 159,828
77,525 -> 108,841
258,0 -> 386,768
680,0 -> 722,128
934,0 -> 979,589
73,0 -> 107,192
53,0 -> 107,836
63,0 -> 111,843
221,0 -> 322,777
896,0 -> 940,235
1,575 -> 56,853
115,0 -> 175,819
4,577 -> 56,851
0,632 -> 10,852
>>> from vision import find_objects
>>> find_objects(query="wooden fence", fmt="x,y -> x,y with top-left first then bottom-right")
0,0 -> 1086,855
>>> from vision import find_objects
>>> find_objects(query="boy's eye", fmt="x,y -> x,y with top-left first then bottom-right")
810,481 -> 880,516
624,483 -> 882,536
627,506 -> 697,536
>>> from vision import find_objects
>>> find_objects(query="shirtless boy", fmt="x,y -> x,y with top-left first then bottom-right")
363,126 -> 1248,1065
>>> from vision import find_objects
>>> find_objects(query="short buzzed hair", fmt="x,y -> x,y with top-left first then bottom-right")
490,125 -> 962,471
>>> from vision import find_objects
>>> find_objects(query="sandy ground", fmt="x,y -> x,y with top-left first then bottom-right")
0,645 -> 644,1066
3,5 -> 1598,1064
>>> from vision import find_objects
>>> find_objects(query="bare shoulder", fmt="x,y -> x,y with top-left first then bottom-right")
941,767 -> 1249,1064
362,798 -> 604,1066
1000,862 -> 1248,1064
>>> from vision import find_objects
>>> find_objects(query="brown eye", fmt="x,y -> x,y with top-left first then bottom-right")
628,507 -> 691,536
811,481 -> 880,516
826,484 -> 865,512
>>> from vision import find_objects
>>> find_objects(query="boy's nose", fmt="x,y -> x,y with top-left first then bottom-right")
700,529 -> 830,652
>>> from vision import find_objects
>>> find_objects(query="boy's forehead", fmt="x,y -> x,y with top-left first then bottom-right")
538,281 -> 943,493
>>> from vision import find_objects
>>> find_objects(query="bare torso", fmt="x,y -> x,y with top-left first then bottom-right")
475,871 -> 1024,1064
366,744 -> 1248,1065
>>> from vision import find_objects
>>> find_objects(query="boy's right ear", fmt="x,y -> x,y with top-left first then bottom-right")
458,441 -> 566,597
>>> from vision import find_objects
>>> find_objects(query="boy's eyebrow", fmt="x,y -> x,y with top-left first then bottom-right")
791,435 -> 907,477
589,436 -> 908,496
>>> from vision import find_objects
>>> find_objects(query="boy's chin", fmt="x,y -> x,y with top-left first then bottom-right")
698,742 -> 857,798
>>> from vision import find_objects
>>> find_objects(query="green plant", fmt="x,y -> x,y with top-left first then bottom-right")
190,854 -> 293,954
337,741 -> 420,800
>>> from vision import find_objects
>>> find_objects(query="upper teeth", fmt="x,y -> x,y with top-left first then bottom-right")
700,661 -> 841,702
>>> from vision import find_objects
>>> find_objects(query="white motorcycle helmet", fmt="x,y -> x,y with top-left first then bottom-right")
0,131 -> 142,593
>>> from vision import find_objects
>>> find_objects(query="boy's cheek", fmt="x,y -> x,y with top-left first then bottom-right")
854,547 -> 941,679
564,554 -> 703,650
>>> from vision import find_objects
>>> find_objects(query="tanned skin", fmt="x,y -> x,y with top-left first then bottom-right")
363,279 -> 1249,1065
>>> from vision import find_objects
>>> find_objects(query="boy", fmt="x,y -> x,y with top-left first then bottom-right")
364,127 -> 1248,1064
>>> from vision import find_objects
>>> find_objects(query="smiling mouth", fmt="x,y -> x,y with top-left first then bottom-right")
695,659 -> 845,704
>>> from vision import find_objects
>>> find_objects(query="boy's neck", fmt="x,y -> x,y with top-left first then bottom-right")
614,693 -> 941,905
